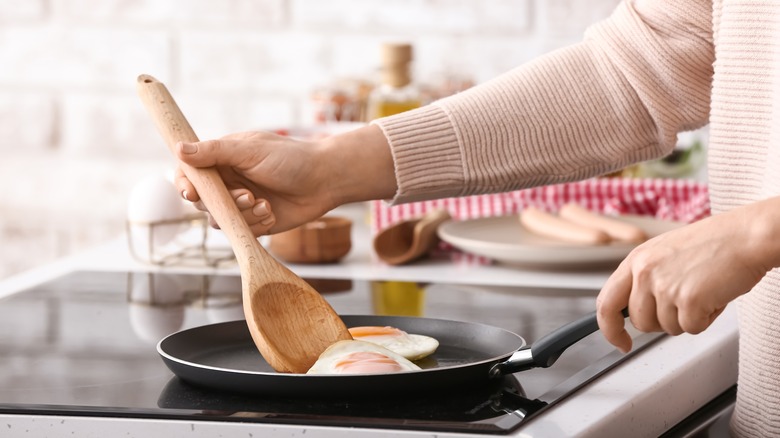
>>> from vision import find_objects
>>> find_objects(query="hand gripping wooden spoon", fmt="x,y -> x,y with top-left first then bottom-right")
136,74 -> 351,374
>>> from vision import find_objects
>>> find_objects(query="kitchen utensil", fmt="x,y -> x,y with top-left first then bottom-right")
438,214 -> 683,268
158,311 -> 618,397
136,74 -> 352,374
269,216 -> 352,264
373,209 -> 451,265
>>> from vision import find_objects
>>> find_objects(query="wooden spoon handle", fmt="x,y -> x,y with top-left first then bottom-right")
135,74 -> 267,271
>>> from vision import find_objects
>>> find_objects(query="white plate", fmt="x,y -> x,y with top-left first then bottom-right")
437,214 -> 684,269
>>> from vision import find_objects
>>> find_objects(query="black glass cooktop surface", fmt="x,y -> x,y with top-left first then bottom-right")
0,270 -> 662,434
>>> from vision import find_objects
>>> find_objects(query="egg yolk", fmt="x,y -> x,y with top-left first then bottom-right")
348,326 -> 404,338
334,351 -> 404,374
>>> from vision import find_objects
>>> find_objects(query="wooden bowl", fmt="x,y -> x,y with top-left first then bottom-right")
269,216 -> 352,264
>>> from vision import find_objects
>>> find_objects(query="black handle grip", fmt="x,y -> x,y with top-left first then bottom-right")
489,308 -> 628,377
532,307 -> 629,368
530,310 -> 598,368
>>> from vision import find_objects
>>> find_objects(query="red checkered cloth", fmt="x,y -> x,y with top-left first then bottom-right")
370,178 -> 709,262
371,178 -> 709,233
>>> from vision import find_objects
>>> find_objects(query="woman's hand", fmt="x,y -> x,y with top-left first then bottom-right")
597,197 -> 780,353
174,125 -> 396,236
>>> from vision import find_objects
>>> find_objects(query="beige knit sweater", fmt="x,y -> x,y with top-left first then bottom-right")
375,0 -> 780,436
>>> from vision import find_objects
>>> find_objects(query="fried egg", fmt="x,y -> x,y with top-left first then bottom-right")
306,340 -> 421,375
348,326 -> 439,361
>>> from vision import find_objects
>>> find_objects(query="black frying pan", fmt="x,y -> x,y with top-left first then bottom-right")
157,311 -> 611,398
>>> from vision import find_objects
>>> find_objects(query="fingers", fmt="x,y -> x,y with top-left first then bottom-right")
175,139 -> 257,169
656,302 -> 683,336
628,282 -> 661,333
599,256 -> 716,344
173,135 -> 261,201
178,186 -> 276,236
234,191 -> 255,209
607,257 -> 683,340
200,199 -> 276,234
175,167 -> 199,203
597,260 -> 634,353
678,304 -> 724,334
231,191 -> 275,232
223,197 -> 275,235
248,198 -> 276,230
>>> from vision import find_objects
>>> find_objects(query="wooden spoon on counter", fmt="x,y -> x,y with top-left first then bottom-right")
136,74 -> 351,374
373,209 -> 451,265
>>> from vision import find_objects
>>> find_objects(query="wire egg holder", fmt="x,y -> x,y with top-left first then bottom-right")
126,212 -> 236,268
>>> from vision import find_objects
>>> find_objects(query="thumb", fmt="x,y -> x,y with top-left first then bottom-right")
175,139 -> 256,169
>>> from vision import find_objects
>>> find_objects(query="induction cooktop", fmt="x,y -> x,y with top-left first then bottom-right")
0,270 -> 662,434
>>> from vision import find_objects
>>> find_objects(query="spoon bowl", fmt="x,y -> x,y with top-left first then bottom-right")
373,209 -> 451,265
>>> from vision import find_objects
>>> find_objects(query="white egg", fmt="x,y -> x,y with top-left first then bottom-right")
127,174 -> 190,251
348,326 -> 439,361
306,340 -> 422,375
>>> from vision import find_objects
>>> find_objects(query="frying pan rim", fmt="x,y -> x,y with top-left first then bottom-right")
156,315 -> 527,377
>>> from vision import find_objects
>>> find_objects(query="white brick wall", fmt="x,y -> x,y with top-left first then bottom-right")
0,0 -> 46,22
0,92 -> 56,152
0,0 -> 621,279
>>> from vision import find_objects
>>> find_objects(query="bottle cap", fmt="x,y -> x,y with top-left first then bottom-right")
380,43 -> 413,66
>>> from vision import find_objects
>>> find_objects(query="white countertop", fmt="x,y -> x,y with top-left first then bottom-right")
0,207 -> 739,438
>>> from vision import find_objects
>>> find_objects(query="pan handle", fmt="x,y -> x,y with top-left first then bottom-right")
489,308 -> 629,378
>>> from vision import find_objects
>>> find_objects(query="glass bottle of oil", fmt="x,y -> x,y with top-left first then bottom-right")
371,281 -> 425,317
367,43 -> 421,120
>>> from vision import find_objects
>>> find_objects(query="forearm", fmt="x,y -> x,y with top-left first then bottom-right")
374,0 -> 714,204
740,196 -> 780,271
322,124 -> 398,205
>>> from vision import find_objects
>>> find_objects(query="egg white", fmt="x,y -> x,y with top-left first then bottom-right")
306,340 -> 422,375
349,327 -> 439,361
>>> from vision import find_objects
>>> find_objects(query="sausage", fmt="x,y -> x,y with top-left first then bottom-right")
558,203 -> 647,243
519,206 -> 612,245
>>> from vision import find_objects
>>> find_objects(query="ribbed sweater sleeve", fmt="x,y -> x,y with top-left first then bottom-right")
373,0 -> 714,204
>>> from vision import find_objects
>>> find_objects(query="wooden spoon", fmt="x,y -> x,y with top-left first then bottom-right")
136,74 -> 351,374
373,209 -> 451,265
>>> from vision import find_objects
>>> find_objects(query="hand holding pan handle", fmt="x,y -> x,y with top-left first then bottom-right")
489,308 -> 629,378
